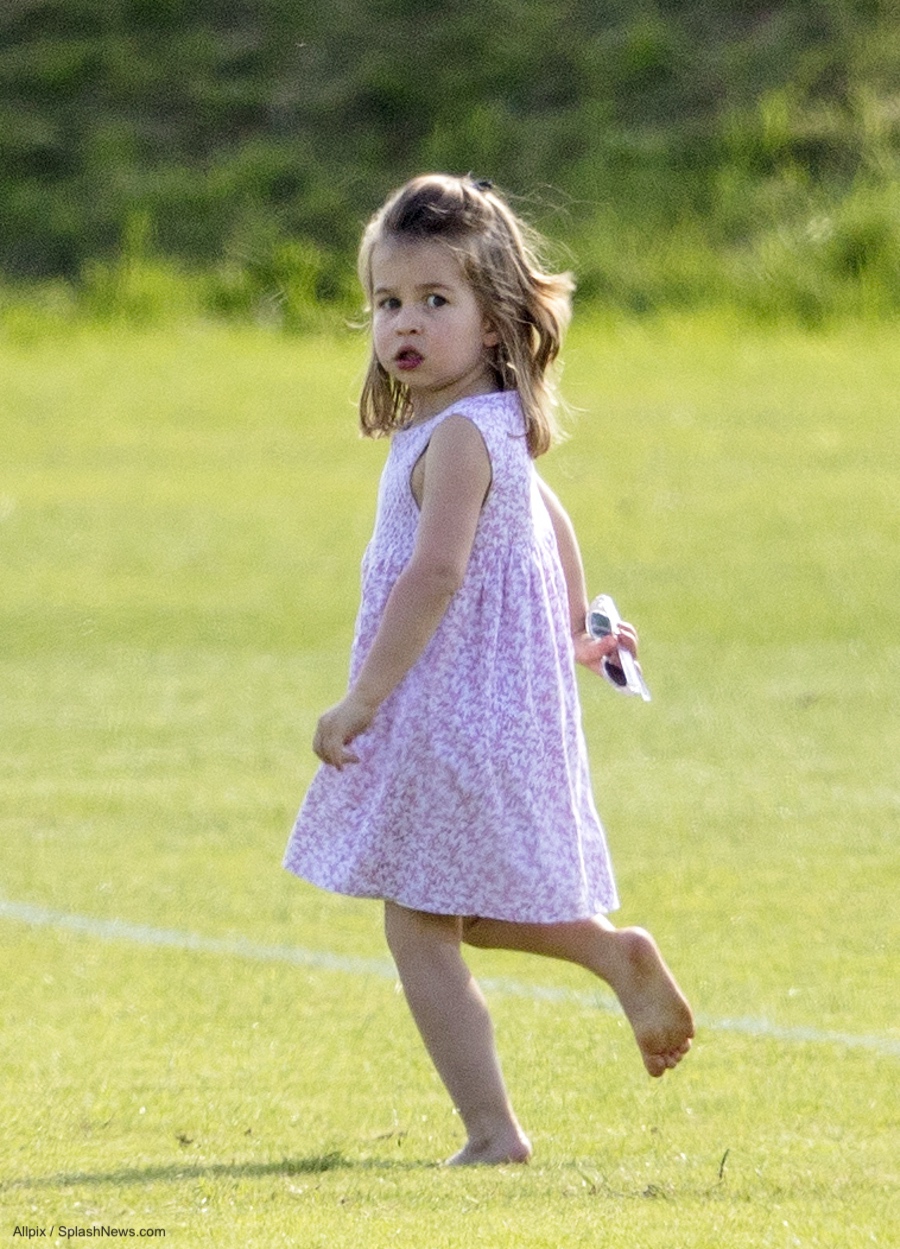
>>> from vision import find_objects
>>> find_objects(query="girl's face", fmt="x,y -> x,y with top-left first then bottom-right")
370,238 -> 500,422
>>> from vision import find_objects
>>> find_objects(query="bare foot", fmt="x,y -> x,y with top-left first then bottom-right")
446,1129 -> 533,1166
608,927 -> 694,1077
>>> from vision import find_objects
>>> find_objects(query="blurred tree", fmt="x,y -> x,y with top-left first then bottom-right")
1,0 -> 897,314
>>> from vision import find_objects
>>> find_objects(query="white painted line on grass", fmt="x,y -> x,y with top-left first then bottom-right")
2,895 -> 898,1057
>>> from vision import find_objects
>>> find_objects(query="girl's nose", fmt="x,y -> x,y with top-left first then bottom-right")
397,307 -> 422,334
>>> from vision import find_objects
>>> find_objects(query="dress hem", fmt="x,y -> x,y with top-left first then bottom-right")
282,861 -> 620,924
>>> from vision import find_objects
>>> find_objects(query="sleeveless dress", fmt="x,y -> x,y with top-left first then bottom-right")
283,391 -> 619,923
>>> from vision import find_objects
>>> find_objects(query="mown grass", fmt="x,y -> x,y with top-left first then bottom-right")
0,315 -> 897,1246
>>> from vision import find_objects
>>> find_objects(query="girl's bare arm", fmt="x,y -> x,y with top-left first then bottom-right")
535,475 -> 636,673
314,416 -> 491,769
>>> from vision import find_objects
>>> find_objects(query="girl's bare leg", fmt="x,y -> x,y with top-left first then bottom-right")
462,915 -> 694,1077
383,901 -> 532,1165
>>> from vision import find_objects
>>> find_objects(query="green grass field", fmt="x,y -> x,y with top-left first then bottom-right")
1,313 -> 897,1247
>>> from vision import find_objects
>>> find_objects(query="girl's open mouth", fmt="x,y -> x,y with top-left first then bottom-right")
395,348 -> 424,371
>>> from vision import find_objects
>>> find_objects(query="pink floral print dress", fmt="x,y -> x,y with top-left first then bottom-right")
283,390 -> 618,922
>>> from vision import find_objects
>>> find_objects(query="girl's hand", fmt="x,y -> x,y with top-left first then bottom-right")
572,620 -> 638,677
313,691 -> 377,770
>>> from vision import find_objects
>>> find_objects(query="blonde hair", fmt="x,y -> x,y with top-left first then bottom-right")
357,174 -> 574,458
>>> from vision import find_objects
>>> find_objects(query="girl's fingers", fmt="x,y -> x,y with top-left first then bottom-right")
615,624 -> 638,657
573,624 -> 639,673
315,738 -> 359,769
313,703 -> 366,769
572,632 -> 617,673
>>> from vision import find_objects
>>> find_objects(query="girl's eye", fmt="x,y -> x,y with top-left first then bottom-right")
378,296 -> 400,310
425,293 -> 447,308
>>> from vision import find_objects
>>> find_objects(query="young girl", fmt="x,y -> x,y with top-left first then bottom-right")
284,173 -> 694,1166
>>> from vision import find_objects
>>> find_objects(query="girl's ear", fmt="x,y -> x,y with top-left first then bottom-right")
482,320 -> 500,348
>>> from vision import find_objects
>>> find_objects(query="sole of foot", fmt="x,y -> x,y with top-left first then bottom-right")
614,927 -> 695,1078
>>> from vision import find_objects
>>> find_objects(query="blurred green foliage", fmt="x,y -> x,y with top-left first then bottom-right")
1,0 -> 899,322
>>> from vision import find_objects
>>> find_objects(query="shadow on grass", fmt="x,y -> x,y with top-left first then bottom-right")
3,1151 -> 437,1192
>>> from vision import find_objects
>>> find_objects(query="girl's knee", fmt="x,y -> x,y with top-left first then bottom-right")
384,901 -> 460,958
